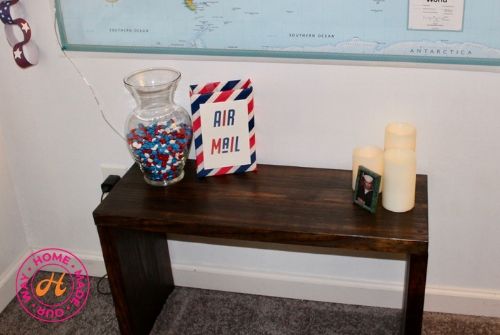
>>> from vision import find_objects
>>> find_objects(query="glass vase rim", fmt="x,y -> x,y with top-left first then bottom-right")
123,67 -> 182,89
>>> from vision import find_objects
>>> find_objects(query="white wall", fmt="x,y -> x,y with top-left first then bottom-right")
0,126 -> 29,312
1,0 -> 499,316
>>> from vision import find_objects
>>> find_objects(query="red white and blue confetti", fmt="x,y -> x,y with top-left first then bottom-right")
127,120 -> 192,184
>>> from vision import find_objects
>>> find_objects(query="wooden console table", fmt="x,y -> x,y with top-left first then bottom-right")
93,161 -> 428,335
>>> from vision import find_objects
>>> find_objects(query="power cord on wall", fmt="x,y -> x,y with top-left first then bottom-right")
54,2 -> 126,297
52,4 -> 126,142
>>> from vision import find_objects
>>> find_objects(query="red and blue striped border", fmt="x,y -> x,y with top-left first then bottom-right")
190,79 -> 257,178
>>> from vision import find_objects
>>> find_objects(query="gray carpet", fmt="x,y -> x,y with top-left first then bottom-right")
0,276 -> 499,335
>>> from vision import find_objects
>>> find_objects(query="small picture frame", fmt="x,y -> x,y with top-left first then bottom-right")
353,166 -> 381,213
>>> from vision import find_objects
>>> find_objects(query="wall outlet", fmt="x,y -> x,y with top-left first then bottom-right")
100,164 -> 128,181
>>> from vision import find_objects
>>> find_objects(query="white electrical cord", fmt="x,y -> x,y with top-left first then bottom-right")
52,5 -> 126,142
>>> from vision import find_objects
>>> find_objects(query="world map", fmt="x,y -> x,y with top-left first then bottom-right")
56,0 -> 500,65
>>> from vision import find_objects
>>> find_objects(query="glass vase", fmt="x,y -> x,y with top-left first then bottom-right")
124,68 -> 192,186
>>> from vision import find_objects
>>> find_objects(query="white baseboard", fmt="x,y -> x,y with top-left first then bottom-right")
24,248 -> 109,278
74,252 -> 107,277
0,248 -> 33,313
172,264 -> 404,308
425,286 -> 500,318
69,254 -> 500,318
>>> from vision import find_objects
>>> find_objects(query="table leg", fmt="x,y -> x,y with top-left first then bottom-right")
97,226 -> 174,335
401,253 -> 428,335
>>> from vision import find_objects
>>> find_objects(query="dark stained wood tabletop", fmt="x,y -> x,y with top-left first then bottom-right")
94,160 -> 429,335
94,160 -> 428,254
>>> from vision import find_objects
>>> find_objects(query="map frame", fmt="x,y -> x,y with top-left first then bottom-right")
54,0 -> 500,67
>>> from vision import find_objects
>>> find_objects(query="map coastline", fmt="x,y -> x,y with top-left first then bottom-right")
269,38 -> 500,59
184,0 -> 196,12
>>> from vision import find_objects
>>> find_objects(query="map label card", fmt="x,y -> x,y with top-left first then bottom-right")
408,0 -> 465,31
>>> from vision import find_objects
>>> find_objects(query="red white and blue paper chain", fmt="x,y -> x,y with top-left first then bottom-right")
190,79 -> 257,177
0,0 -> 38,68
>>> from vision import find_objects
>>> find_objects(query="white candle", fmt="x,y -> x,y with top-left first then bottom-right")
382,149 -> 416,212
352,146 -> 384,192
384,123 -> 416,151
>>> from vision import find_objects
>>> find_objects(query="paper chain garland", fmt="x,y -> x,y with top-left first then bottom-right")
0,0 -> 38,68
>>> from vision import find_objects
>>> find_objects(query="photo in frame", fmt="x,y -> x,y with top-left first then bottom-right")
353,166 -> 382,213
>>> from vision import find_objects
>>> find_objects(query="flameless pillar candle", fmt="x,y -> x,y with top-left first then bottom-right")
384,123 -> 416,151
382,149 -> 416,212
352,146 -> 384,192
